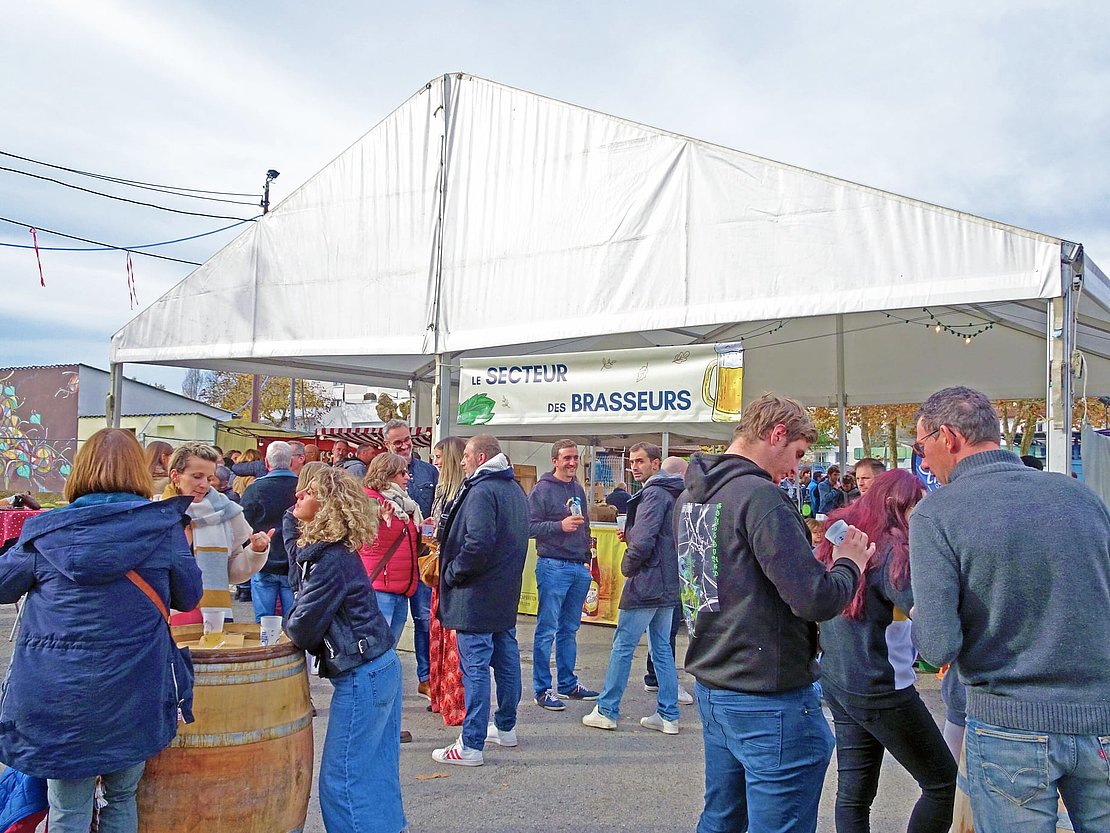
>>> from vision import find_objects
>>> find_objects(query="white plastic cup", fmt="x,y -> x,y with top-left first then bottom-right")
615,514 -> 627,532
201,608 -> 224,635
260,615 -> 283,646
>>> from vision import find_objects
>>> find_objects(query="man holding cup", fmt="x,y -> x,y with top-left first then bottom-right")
529,439 -> 599,710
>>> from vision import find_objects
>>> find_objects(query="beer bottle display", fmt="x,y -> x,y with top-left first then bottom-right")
583,538 -> 601,616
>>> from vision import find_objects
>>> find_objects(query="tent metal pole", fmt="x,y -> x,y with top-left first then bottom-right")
1046,252 -> 1079,473
433,354 -> 450,445
288,377 -> 297,430
835,314 -> 847,467
107,362 -> 123,428
662,431 -> 670,458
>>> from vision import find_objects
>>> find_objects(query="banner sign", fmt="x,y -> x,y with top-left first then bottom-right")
457,343 -> 743,426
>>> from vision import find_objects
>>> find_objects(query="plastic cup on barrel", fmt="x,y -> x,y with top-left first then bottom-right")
201,608 -> 224,635
260,615 -> 283,646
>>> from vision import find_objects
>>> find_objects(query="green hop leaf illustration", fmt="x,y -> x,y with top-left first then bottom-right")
457,393 -> 496,426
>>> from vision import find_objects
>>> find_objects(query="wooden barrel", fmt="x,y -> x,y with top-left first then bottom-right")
954,739 -> 1074,833
136,624 -> 313,833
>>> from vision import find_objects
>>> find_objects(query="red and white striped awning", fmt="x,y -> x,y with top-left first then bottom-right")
316,427 -> 433,449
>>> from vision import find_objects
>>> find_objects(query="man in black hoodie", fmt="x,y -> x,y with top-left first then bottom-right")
675,393 -> 873,833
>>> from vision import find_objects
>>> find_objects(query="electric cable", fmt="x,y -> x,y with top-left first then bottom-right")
0,149 -> 261,198
0,214 -> 260,262
0,216 -> 218,265
0,166 -> 254,221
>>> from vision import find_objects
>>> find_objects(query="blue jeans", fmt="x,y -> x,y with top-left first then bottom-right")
48,761 -> 146,833
250,571 -> 295,623
319,649 -> 405,833
598,606 -> 679,722
374,591 -> 410,647
965,718 -> 1109,833
409,582 -> 431,682
695,681 -> 834,833
644,603 -> 684,687
532,557 -> 591,696
455,629 -> 522,750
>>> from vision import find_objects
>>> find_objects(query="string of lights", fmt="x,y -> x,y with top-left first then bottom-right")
882,308 -> 995,344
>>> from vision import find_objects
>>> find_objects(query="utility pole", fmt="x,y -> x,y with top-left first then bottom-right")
251,169 -> 280,424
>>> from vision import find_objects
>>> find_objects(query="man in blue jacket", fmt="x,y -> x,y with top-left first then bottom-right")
383,419 -> 439,698
583,442 -> 683,734
529,439 -> 599,710
432,434 -> 529,767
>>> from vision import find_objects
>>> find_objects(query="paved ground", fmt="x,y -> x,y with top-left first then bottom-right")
0,601 -> 945,833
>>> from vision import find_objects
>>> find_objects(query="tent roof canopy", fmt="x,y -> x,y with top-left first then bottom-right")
111,73 -> 1109,407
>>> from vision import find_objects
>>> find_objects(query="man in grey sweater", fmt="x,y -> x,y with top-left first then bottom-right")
909,386 -> 1110,833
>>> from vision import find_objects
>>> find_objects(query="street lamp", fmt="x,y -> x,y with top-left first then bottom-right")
261,169 -> 280,215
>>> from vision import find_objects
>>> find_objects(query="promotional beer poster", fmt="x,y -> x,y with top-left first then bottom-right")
457,343 -> 743,427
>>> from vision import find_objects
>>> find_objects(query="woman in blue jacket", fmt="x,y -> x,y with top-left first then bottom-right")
0,428 -> 202,833
284,466 -> 404,833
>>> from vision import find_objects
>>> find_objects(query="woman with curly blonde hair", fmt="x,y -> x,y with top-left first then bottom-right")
283,467 -> 404,833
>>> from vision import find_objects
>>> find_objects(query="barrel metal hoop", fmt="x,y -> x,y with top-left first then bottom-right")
195,660 -> 307,686
172,712 -> 313,748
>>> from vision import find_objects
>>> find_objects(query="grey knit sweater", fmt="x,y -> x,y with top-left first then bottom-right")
910,449 -> 1110,735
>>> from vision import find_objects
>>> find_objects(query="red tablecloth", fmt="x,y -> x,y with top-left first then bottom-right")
0,509 -> 46,545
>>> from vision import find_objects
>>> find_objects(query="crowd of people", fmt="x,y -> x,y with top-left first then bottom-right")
0,385 -> 1107,833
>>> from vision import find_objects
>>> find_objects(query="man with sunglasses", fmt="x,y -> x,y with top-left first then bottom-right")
909,386 -> 1110,833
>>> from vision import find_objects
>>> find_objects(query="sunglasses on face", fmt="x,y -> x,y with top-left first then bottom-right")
912,427 -> 942,457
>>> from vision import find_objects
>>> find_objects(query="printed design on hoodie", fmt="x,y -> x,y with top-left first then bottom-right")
677,500 -> 720,633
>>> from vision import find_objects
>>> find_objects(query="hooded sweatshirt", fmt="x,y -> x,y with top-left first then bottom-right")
0,494 -> 203,778
676,453 -> 860,693
528,471 -> 591,562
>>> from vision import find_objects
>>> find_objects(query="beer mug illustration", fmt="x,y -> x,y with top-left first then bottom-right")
702,342 -> 744,422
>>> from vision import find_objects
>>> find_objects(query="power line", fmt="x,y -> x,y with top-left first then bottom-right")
0,166 -> 254,221
0,216 -> 204,265
0,149 -> 261,198
0,215 -> 258,261
0,159 -> 257,206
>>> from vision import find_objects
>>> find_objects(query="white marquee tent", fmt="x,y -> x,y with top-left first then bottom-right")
110,73 -> 1110,469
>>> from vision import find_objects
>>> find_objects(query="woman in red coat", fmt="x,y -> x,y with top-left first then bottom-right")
359,453 -> 421,647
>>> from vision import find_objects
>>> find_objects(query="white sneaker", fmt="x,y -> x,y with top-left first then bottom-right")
431,736 -> 484,766
678,686 -> 694,705
486,722 -> 518,747
640,713 -> 679,735
581,705 -> 617,730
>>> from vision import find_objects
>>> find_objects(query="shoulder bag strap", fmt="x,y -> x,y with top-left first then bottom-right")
367,524 -> 410,584
126,570 -> 170,624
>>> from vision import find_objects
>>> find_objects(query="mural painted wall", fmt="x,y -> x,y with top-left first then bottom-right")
0,366 -> 78,492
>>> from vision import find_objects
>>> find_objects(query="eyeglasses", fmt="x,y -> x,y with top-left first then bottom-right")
912,427 -> 942,457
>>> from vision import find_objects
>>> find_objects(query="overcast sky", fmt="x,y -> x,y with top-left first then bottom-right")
3,1 -> 1107,391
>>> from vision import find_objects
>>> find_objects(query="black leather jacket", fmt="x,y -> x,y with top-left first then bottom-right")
282,512 -> 394,677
